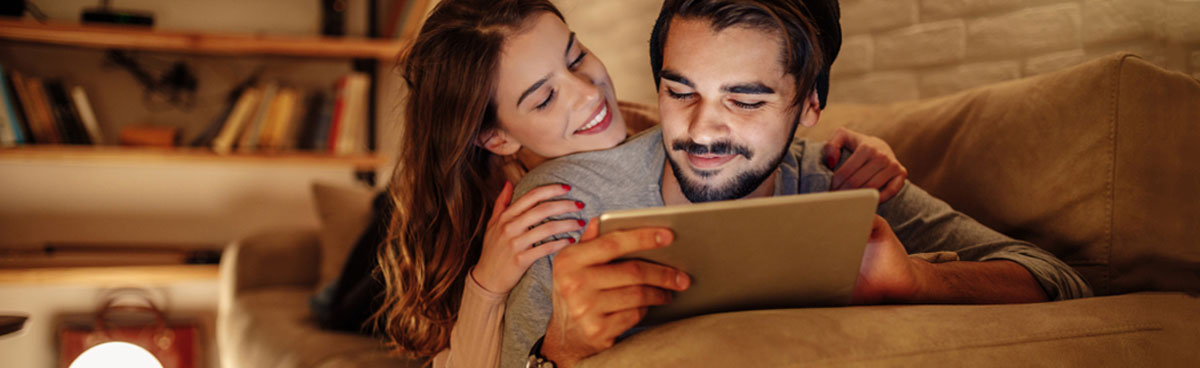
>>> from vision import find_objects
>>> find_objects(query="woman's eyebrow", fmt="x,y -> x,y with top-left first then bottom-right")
517,33 -> 578,108
565,32 -> 576,58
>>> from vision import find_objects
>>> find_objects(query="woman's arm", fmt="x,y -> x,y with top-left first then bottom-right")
432,270 -> 508,368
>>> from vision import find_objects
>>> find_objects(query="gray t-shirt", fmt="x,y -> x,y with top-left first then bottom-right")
500,126 -> 1092,367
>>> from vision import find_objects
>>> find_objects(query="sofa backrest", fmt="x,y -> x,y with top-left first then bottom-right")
806,53 -> 1200,296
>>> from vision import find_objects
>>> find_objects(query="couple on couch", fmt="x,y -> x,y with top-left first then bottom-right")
375,0 -> 1092,367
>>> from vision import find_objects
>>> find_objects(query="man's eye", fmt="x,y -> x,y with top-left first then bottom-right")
568,51 -> 588,69
667,89 -> 693,100
536,90 -> 556,110
732,100 -> 766,109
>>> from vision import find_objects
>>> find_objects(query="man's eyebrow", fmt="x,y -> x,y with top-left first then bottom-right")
723,83 -> 775,95
659,69 -> 693,87
517,75 -> 551,108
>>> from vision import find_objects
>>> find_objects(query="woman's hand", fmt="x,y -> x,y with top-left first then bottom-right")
823,127 -> 909,203
472,182 -> 584,294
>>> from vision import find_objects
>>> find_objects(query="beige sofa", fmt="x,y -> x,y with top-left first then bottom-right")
218,53 -> 1199,367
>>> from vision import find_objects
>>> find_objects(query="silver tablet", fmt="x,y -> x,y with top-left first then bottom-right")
599,189 -> 879,325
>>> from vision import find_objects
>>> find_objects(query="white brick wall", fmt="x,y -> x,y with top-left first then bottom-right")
554,0 -> 1198,107
833,0 -> 1200,103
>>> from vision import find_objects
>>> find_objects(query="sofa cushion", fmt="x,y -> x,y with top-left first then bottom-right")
804,53 -> 1200,295
580,292 -> 1200,367
223,287 -> 422,368
311,182 -> 377,292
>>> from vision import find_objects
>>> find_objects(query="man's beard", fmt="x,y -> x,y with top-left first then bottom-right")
667,139 -> 789,203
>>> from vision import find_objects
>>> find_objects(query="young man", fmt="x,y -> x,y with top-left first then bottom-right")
503,1 -> 1092,367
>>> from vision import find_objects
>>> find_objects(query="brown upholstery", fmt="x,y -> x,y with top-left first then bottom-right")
798,53 -> 1200,296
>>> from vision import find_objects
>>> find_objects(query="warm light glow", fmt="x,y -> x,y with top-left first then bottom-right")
69,342 -> 163,368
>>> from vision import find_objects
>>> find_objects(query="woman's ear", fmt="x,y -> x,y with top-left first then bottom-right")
477,128 -> 522,155
799,90 -> 822,128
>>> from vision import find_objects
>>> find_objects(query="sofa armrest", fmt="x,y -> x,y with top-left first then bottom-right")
219,228 -> 321,298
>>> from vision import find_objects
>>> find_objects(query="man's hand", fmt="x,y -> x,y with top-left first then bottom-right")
541,220 -> 691,367
852,215 -> 1050,304
851,215 -> 920,304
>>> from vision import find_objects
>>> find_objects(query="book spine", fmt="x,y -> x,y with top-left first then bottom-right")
69,86 -> 104,145
1,68 -> 29,144
327,76 -> 348,153
212,88 -> 263,154
26,77 -> 62,144
239,83 -> 277,153
337,73 -> 370,155
45,81 -> 90,145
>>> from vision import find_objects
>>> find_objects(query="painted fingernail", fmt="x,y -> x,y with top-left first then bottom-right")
568,237 -> 576,244
562,184 -> 571,191
577,219 -> 586,227
575,201 -> 585,209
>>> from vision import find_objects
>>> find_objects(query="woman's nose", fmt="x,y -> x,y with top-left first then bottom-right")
565,72 -> 602,112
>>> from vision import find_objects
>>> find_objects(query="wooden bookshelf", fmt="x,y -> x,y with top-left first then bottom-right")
0,18 -> 407,60
0,265 -> 219,286
0,145 -> 386,170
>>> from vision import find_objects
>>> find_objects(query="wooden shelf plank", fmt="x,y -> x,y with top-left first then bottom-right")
0,18 -> 406,60
0,145 -> 386,169
0,265 -> 219,285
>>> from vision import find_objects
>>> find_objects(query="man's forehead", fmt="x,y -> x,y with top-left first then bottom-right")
661,17 -> 789,88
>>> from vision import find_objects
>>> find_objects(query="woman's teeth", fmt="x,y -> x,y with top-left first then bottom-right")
576,104 -> 608,133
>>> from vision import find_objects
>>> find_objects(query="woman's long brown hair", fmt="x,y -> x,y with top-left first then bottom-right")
374,0 -> 563,358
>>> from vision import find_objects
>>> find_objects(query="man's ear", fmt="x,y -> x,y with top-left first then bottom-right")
477,128 -> 522,156
799,90 -> 822,128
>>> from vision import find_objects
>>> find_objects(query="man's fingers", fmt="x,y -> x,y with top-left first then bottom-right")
594,286 -> 671,317
587,260 -> 690,292
879,176 -> 905,203
843,159 -> 888,190
488,181 -> 514,224
579,217 -> 600,241
501,183 -> 571,223
566,228 -> 674,266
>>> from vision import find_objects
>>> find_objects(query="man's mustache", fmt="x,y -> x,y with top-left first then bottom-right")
671,140 -> 754,160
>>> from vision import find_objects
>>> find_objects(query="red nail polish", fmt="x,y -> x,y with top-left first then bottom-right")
568,238 -> 576,244
576,201 -> 585,209
577,219 -> 586,227
562,184 -> 571,191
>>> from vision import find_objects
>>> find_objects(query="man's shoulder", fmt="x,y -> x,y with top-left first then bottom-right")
515,127 -> 663,198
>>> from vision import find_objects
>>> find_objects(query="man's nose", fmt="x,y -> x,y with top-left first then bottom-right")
688,99 -> 729,145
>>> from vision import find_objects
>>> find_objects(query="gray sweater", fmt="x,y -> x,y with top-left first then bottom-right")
500,127 -> 1092,367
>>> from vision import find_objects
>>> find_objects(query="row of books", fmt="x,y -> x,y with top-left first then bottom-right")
189,73 -> 372,155
0,64 -> 104,146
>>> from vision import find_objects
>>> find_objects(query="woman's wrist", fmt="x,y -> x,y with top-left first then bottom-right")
468,266 -> 510,298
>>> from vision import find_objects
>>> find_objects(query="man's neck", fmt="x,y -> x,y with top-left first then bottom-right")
660,161 -> 778,206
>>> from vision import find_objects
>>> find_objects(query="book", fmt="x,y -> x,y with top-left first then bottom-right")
326,76 -> 348,152
238,82 -> 277,153
0,64 -> 27,145
259,87 -> 299,151
296,91 -> 329,151
4,69 -> 34,144
212,87 -> 263,154
23,76 -> 62,144
44,80 -> 91,145
335,73 -> 370,155
69,86 -> 104,145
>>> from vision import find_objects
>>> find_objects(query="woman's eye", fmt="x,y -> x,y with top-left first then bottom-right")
536,90 -> 556,111
667,89 -> 693,100
732,100 -> 766,109
568,51 -> 588,69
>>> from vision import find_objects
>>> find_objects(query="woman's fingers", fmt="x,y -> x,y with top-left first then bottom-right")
499,183 -> 571,223
512,219 -> 585,251
879,176 -> 906,203
832,147 -> 873,189
488,181 -> 515,224
516,238 -> 573,267
508,200 -> 583,235
823,128 -> 854,168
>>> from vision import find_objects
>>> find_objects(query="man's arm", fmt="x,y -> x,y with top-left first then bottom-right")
871,182 -> 1093,302
853,215 -> 1050,304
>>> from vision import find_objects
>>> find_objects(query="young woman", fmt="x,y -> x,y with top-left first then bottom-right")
374,0 -> 907,367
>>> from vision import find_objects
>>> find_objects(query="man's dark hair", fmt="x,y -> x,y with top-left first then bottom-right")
649,0 -> 841,109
